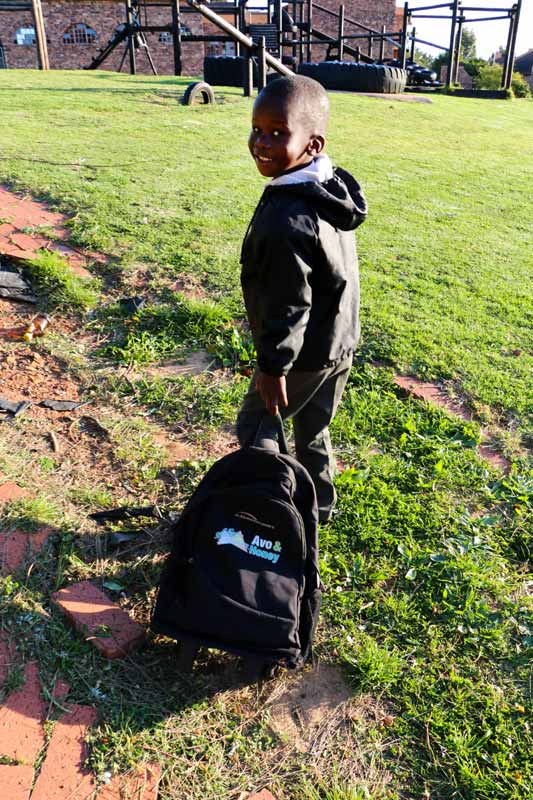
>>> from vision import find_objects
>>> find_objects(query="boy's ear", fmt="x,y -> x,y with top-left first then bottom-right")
306,135 -> 326,157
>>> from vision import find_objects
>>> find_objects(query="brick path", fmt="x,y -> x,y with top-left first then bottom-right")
0,185 -> 105,277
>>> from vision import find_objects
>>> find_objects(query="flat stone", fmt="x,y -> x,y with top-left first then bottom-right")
96,763 -> 161,800
51,581 -> 146,659
31,704 -> 97,800
0,526 -> 52,577
0,482 -> 28,505
0,661 -> 46,763
9,232 -> 48,253
0,765 -> 34,800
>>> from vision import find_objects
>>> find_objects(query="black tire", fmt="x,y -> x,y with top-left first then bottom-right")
297,61 -> 407,93
204,55 -> 258,87
181,81 -> 215,106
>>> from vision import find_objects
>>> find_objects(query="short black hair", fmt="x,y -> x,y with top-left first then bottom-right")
255,75 -> 329,136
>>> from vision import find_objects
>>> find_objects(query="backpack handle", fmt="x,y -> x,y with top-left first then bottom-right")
253,413 -> 289,455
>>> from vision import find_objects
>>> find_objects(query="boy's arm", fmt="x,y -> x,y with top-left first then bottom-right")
254,217 -> 315,397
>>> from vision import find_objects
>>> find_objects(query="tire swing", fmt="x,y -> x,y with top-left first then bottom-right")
181,81 -> 216,106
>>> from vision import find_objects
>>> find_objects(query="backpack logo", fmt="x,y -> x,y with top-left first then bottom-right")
215,528 -> 282,565
215,527 -> 249,552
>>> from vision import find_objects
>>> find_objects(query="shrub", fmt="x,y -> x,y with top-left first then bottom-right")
474,64 -> 502,90
511,71 -> 531,98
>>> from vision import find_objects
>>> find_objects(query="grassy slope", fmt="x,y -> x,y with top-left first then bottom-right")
2,71 -> 532,433
0,71 -> 532,800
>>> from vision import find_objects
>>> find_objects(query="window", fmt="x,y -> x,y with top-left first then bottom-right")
15,27 -> 36,46
158,25 -> 191,43
63,23 -> 97,45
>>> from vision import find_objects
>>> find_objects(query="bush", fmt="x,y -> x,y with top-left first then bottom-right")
474,64 -> 502,90
511,71 -> 531,98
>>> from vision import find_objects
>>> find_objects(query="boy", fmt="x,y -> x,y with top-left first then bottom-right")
237,75 -> 367,523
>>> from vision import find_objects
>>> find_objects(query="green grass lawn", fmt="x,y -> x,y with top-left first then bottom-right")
0,71 -> 532,800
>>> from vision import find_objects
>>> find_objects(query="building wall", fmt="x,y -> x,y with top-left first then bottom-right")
0,0 -> 398,75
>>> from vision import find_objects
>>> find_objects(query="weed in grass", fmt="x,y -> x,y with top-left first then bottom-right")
23,249 -> 100,311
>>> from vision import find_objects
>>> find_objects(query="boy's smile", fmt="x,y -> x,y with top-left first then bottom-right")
249,96 -> 325,179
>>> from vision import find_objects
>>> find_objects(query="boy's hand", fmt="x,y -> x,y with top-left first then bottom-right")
255,372 -> 288,416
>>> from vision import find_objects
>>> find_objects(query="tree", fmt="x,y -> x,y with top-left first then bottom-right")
460,27 -> 476,60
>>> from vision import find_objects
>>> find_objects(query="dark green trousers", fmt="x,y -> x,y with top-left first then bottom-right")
236,354 -> 353,523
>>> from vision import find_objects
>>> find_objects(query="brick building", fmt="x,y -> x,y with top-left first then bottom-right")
0,0 -> 399,76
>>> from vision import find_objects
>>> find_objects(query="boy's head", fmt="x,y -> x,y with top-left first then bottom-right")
249,75 -> 329,179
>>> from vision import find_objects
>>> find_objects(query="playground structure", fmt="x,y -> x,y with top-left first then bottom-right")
85,0 -> 406,77
0,0 -> 49,69
400,0 -> 523,90
0,0 -> 522,96
83,0 -> 524,96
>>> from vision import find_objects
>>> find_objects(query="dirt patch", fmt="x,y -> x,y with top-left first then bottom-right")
0,347 -> 86,422
267,664 -> 352,752
145,350 -> 215,379
393,374 -> 512,473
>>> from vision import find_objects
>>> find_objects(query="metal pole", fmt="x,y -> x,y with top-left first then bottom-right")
257,35 -> 267,89
379,24 -> 385,62
400,2 -> 409,68
453,15 -> 463,84
338,4 -> 344,61
446,0 -> 459,89
505,0 -> 522,90
171,0 -> 182,75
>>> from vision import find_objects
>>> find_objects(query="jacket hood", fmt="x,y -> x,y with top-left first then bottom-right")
265,164 -> 367,231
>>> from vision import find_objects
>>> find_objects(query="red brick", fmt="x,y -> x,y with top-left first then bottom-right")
0,765 -> 34,800
0,661 -> 46,763
52,679 -> 71,701
0,526 -> 52,577
96,763 -> 161,800
247,791 -> 278,800
0,223 -> 17,237
9,232 -> 48,253
0,482 -> 28,505
51,581 -> 146,659
31,704 -> 98,800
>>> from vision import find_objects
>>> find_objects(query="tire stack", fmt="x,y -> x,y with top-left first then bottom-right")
297,62 -> 407,93
204,55 -> 258,87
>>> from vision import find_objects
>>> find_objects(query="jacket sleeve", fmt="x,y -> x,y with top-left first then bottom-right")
255,215 -> 316,377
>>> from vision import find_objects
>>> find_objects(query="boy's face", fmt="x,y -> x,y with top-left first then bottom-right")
249,96 -> 325,179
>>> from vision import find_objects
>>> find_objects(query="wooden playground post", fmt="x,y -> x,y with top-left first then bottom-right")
338,4 -> 345,61
379,24 -> 385,62
171,0 -> 182,75
257,35 -> 267,90
243,50 -> 254,96
31,0 -> 49,70
400,2 -> 409,68
453,14 -> 464,84
409,25 -> 416,61
306,0 -> 312,63
125,0 -> 136,74
504,0 -> 521,90
446,0 -> 460,88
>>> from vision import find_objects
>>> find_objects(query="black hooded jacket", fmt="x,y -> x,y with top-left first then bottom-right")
240,166 -> 367,376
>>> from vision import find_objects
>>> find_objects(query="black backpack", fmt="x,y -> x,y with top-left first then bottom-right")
151,415 -> 321,677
